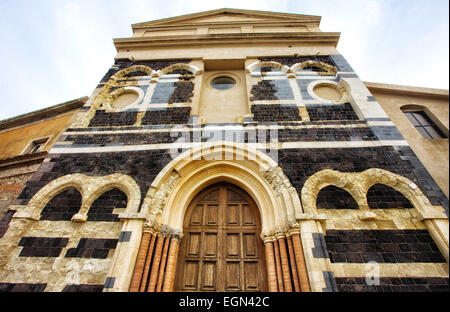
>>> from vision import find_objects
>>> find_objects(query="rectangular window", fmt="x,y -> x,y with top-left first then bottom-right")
404,111 -> 447,139
23,137 -> 49,154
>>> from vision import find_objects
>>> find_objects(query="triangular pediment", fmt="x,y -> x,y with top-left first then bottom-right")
132,8 -> 321,29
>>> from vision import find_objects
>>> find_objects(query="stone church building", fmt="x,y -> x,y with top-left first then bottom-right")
0,9 -> 448,292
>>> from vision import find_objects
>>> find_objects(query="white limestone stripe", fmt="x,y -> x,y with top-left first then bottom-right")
50,140 -> 409,154
137,79 -> 151,86
342,77 -> 390,120
366,121 -> 395,127
157,78 -> 179,83
331,263 -> 449,278
252,100 -> 298,105
288,78 -> 304,107
294,75 -> 336,79
64,124 -> 373,135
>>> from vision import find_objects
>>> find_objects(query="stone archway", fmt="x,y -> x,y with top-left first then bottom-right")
124,142 -> 311,292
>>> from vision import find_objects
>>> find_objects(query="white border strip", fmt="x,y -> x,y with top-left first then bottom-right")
51,140 -> 409,154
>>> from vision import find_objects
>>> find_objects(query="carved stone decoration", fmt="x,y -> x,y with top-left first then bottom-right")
290,60 -> 337,76
246,60 -> 337,77
301,168 -> 437,216
156,63 -> 203,77
262,166 -> 292,197
20,173 -> 141,222
142,170 -> 181,225
160,224 -> 183,242
246,61 -> 291,74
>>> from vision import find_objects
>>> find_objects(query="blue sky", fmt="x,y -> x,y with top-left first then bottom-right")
0,0 -> 448,120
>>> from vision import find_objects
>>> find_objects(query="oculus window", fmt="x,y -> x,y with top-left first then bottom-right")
210,76 -> 236,90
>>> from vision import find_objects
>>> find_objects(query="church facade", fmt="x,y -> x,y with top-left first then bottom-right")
0,9 -> 448,292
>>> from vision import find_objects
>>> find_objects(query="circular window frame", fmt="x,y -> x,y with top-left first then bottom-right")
207,73 -> 240,92
210,75 -> 236,90
104,86 -> 144,112
308,81 -> 345,103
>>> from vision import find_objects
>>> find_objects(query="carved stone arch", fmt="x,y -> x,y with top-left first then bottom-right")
290,60 -> 337,76
301,168 -> 437,215
23,174 -> 88,220
156,63 -> 203,78
361,168 -> 435,215
301,169 -> 367,213
83,174 -> 142,215
76,64 -> 155,125
110,65 -> 155,81
22,173 -> 141,221
140,142 -> 302,237
245,61 -> 290,75
301,168 -> 449,265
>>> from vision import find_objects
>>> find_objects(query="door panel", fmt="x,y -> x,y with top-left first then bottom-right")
175,183 -> 267,292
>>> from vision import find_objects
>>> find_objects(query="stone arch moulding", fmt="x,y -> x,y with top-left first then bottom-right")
246,61 -> 290,75
155,63 -> 203,78
290,60 -> 337,76
16,173 -> 141,222
141,142 -> 302,236
301,168 -> 439,214
71,65 -> 155,127
301,168 -> 449,262
246,60 -> 337,77
110,64 -> 155,81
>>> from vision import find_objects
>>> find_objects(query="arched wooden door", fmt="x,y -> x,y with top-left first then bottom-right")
175,183 -> 268,292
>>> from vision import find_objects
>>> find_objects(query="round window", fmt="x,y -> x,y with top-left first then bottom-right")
210,76 -> 236,90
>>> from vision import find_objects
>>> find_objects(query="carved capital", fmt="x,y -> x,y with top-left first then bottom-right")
160,224 -> 183,242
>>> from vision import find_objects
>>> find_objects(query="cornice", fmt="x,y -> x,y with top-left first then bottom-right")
131,8 -> 321,29
0,151 -> 48,170
364,81 -> 449,100
114,32 -> 341,50
133,21 -> 321,31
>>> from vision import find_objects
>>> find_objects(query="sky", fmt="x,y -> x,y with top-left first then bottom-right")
0,0 -> 448,120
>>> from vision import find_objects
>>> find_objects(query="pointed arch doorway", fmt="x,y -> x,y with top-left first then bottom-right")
174,182 -> 268,292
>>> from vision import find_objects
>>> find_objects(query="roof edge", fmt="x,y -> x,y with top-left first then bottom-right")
0,96 -> 88,131
364,81 -> 449,99
132,8 -> 322,28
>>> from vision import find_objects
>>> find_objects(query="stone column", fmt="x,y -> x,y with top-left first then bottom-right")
291,232 -> 311,292
277,236 -> 293,292
286,235 -> 301,292
139,233 -> 156,292
264,240 -> 278,292
156,236 -> 170,292
147,235 -> 165,292
162,237 -> 181,292
129,231 -> 151,292
272,239 -> 284,292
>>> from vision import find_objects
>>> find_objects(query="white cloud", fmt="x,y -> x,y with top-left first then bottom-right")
365,1 -> 381,26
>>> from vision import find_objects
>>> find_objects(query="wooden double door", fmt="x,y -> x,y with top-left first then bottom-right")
175,183 -> 268,292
